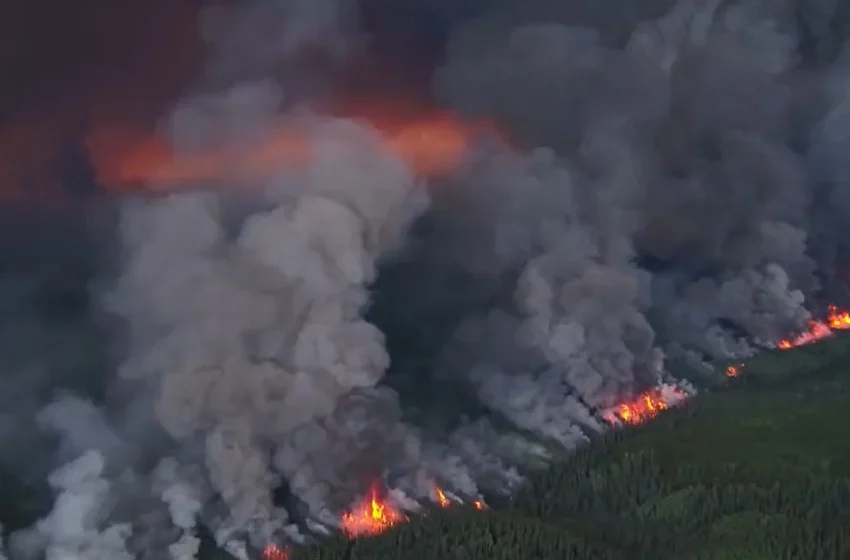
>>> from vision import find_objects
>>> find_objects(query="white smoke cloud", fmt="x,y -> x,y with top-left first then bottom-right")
16,451 -> 133,560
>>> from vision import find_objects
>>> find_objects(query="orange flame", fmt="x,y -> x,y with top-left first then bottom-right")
826,304 -> 850,329
269,304 -> 850,552
431,484 -> 486,510
724,304 -> 850,377
433,485 -> 451,508
261,544 -> 288,560
776,304 -> 850,349
725,364 -> 743,378
87,111 -> 499,190
603,386 -> 689,426
339,485 -> 406,538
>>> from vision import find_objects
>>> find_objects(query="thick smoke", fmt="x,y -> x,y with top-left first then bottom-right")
9,450 -> 133,560
427,0 -> 824,369
102,82 -> 430,546
4,0 -> 850,556
153,458 -> 203,559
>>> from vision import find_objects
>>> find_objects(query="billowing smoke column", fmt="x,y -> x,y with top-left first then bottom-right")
99,77 -> 436,549
25,451 -> 133,560
430,0 -> 817,367
4,0 -> 850,556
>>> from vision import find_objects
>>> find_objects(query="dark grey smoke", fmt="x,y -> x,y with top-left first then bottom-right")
3,0 -> 850,557
422,0 -> 844,371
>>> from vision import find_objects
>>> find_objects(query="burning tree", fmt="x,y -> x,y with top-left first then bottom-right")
339,485 -> 407,539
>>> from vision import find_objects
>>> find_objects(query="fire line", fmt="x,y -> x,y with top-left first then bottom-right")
725,303 -> 850,377
261,305 -> 850,558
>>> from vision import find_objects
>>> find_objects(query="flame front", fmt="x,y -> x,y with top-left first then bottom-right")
268,303 -> 850,553
603,387 -> 685,426
339,485 -> 406,538
776,304 -> 850,349
722,305 -> 850,378
777,320 -> 834,348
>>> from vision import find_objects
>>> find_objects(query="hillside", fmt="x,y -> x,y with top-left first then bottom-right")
285,332 -> 850,560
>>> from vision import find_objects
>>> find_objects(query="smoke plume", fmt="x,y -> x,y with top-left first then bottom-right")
3,0 -> 850,556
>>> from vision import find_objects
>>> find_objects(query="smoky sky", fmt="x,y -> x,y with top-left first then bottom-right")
0,1 -> 199,211
0,0 -> 483,206
2,0 -> 848,206
4,0 -> 850,556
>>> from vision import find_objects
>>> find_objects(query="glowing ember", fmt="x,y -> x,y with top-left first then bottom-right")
433,485 -> 451,508
261,544 -> 288,560
725,364 -> 743,378
472,500 -> 485,510
339,485 -> 406,538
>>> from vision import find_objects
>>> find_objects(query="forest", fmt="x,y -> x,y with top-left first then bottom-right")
279,332 -> 850,560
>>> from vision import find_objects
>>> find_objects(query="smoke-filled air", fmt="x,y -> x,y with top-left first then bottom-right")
3,0 -> 850,557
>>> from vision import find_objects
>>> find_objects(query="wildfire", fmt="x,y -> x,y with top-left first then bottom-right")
431,485 -> 486,510
775,304 -> 850,349
262,305 -> 850,554
339,485 -> 407,538
603,391 -> 670,425
777,321 -> 833,349
433,485 -> 451,508
722,304 -> 850,377
261,544 -> 288,560
603,385 -> 690,426
725,364 -> 743,378
86,109 -> 500,190
828,305 -> 850,328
